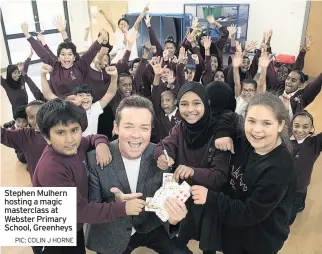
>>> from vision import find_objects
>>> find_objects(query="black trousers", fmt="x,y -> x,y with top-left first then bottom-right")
97,226 -> 192,254
289,191 -> 307,225
31,229 -> 85,254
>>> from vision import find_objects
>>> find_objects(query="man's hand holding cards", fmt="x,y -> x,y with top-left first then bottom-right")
145,173 -> 191,222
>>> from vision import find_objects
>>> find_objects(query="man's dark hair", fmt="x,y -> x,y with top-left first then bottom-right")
72,84 -> 93,96
13,105 -> 27,120
115,95 -> 154,126
57,41 -> 77,57
36,98 -> 85,139
117,18 -> 130,26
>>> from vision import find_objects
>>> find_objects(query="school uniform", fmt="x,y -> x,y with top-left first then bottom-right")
278,73 -> 322,119
154,82 -> 232,252
32,135 -> 126,254
82,101 -> 104,136
206,134 -> 296,254
28,36 -> 101,98
198,26 -> 229,66
289,134 -> 322,224
1,57 -> 44,113
1,127 -> 47,180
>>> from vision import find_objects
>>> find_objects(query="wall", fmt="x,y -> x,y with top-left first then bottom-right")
67,0 -> 92,52
303,1 -> 322,78
87,1 -> 128,45
0,20 -> 9,69
127,0 -> 308,56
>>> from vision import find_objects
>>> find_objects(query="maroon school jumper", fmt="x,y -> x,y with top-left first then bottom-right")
27,36 -> 101,98
1,127 -> 47,179
291,134 -> 322,193
154,122 -> 230,190
32,135 -> 126,231
1,57 -> 44,112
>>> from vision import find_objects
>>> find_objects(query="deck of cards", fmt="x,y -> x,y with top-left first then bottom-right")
145,173 -> 191,222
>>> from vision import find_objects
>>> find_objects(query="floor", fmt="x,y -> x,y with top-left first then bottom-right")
1,70 -> 322,254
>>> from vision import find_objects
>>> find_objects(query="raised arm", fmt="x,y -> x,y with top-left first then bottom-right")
22,23 -> 55,66
201,36 -> 213,85
207,15 -> 229,50
53,16 -> 68,41
99,9 -> 117,33
294,36 -> 312,71
150,57 -> 168,115
133,43 -> 150,93
257,51 -> 273,93
301,72 -> 322,109
232,48 -> 243,97
40,64 -> 58,100
1,127 -> 25,151
99,66 -> 118,109
77,31 -> 108,73
145,14 -> 163,56
133,6 -> 149,31
37,33 -> 57,59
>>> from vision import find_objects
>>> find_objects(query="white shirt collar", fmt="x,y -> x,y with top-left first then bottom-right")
281,89 -> 299,99
165,107 -> 178,121
290,135 -> 307,144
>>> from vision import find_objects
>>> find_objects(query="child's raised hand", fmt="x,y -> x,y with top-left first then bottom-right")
151,45 -> 157,54
95,143 -> 112,169
143,41 -> 152,51
150,56 -> 166,75
259,52 -> 273,68
53,15 -> 66,32
21,23 -> 30,38
145,14 -> 151,27
232,51 -> 243,68
191,54 -> 199,65
167,70 -> 176,84
203,36 -> 212,50
41,64 -> 53,74
157,154 -> 174,170
105,66 -> 118,77
191,17 -> 199,29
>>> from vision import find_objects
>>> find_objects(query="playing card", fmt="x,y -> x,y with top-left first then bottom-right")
156,209 -> 169,222
145,197 -> 161,212
162,173 -> 175,187
174,181 -> 191,203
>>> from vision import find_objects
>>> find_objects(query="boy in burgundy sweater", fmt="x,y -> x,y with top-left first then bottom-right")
32,98 -> 142,254
1,100 -> 47,179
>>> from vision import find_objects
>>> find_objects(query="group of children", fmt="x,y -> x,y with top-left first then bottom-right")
1,5 -> 322,254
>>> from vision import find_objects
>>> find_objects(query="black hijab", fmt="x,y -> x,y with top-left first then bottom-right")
6,65 -> 22,90
206,81 -> 236,116
177,81 -> 213,149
